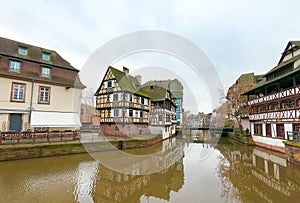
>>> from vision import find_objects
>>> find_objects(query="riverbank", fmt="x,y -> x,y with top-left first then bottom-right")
0,134 -> 164,161
228,132 -> 255,145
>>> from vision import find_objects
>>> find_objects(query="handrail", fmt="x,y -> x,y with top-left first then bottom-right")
0,130 -> 80,144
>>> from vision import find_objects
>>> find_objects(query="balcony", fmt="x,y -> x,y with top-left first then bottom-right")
249,108 -> 300,121
96,101 -> 150,111
248,86 -> 300,105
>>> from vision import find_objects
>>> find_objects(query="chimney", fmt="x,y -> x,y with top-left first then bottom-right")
123,66 -> 129,76
135,75 -> 142,85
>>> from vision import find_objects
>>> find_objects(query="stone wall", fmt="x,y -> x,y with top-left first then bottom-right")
0,134 -> 163,161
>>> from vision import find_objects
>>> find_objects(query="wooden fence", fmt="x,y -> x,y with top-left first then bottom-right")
0,130 -> 80,144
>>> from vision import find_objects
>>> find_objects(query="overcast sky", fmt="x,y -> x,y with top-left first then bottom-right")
1,0 -> 300,113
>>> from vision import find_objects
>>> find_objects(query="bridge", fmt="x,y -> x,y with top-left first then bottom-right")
179,127 -> 233,136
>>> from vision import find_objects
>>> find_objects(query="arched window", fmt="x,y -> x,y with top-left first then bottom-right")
257,104 -> 266,112
115,126 -> 119,131
268,102 -> 279,110
281,100 -> 295,109
296,99 -> 300,107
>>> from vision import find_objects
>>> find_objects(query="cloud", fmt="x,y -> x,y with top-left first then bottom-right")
1,0 -> 300,113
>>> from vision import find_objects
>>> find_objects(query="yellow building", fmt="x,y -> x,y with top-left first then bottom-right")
0,37 -> 85,133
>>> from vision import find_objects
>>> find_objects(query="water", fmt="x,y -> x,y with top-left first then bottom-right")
1,131 -> 300,203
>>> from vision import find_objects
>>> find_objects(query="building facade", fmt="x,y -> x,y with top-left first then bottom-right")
244,41 -> 300,152
95,66 -> 151,136
80,103 -> 100,128
143,79 -> 183,128
0,37 -> 84,133
141,85 -> 177,139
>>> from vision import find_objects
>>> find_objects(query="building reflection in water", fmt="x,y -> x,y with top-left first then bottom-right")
216,138 -> 300,203
92,137 -> 185,202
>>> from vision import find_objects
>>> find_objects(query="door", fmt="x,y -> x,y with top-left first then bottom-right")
266,124 -> 271,137
10,114 -> 22,132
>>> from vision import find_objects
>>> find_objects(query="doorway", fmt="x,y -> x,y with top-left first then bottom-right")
10,114 -> 22,132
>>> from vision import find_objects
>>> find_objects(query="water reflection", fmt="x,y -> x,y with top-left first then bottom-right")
1,133 -> 300,202
216,138 -> 300,203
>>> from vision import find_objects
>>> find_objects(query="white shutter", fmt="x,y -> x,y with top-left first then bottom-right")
111,80 -> 114,87
103,81 -> 107,88
110,94 -> 113,102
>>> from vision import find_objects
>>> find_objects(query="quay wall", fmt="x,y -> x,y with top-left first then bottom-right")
0,135 -> 163,161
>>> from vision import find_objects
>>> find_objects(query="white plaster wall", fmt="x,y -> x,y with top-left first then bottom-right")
0,114 -> 8,131
284,123 -> 293,139
252,135 -> 285,148
250,123 -> 255,135
241,118 -> 250,131
262,123 -> 266,137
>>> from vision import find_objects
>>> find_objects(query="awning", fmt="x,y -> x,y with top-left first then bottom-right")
30,111 -> 81,127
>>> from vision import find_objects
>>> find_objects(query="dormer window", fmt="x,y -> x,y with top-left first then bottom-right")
9,60 -> 21,72
42,52 -> 51,61
41,66 -> 51,77
18,46 -> 28,55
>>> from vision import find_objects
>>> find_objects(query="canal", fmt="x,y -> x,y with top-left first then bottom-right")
1,131 -> 300,203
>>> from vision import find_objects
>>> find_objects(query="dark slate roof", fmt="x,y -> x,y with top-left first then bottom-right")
143,79 -> 183,98
109,66 -> 150,97
0,37 -> 78,71
243,67 -> 300,95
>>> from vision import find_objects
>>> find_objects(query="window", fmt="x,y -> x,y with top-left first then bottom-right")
38,86 -> 50,104
18,46 -> 27,55
81,108 -> 84,114
159,115 -> 162,121
141,97 -> 144,105
9,60 -> 21,72
113,94 -> 118,101
41,66 -> 51,77
129,94 -> 133,102
42,52 -> 51,61
129,109 -> 133,117
11,83 -> 25,102
140,111 -> 144,118
115,126 -> 119,131
114,109 -> 119,117
107,81 -> 112,88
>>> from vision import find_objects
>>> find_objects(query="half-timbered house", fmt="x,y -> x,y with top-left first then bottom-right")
243,41 -> 300,152
141,85 -> 177,139
95,66 -> 151,136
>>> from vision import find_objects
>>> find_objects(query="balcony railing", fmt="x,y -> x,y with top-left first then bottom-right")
249,109 -> 300,120
248,86 -> 300,105
96,101 -> 150,110
0,130 -> 80,144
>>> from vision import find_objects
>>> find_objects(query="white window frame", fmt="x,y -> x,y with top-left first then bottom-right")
38,86 -> 50,104
11,83 -> 25,102
41,66 -> 51,77
113,109 -> 120,117
113,93 -> 119,102
18,46 -> 28,55
42,52 -> 51,61
9,60 -> 21,72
